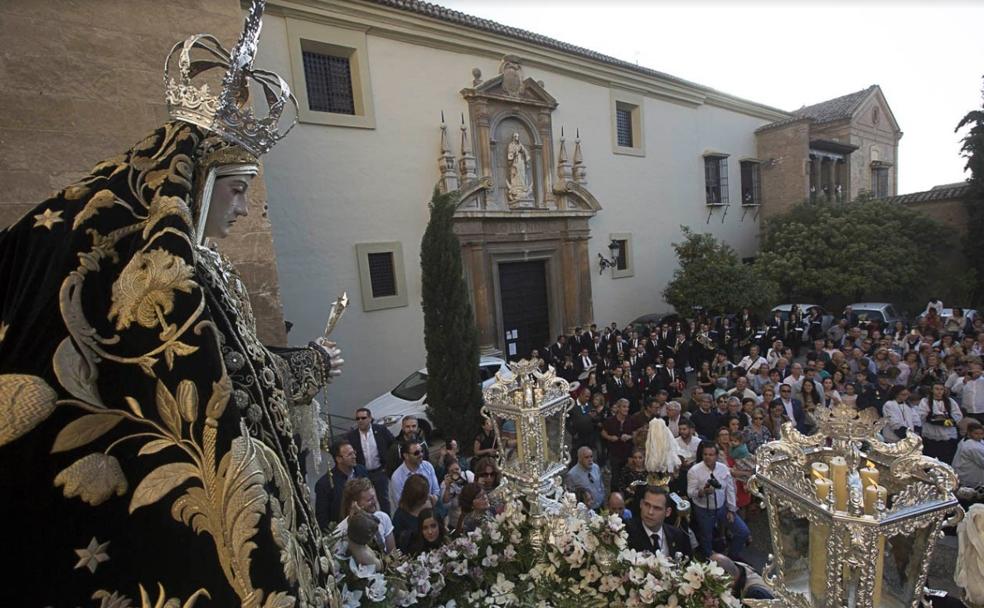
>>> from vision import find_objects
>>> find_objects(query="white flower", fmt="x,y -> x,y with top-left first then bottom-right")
348,557 -> 378,579
482,545 -> 501,568
503,544 -> 517,560
365,574 -> 388,602
452,560 -> 469,576
340,585 -> 363,608
490,573 -> 518,606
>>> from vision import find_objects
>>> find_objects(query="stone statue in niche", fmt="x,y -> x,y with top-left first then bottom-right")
506,131 -> 533,206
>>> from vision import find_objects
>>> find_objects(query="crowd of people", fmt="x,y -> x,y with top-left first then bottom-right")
317,301 -> 984,601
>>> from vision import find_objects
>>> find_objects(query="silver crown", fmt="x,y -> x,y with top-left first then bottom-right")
164,0 -> 297,156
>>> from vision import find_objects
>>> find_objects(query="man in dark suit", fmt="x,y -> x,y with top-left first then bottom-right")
626,486 -> 692,560
314,440 -> 367,529
606,366 -> 629,404
567,388 -> 601,463
345,407 -> 396,514
575,347 -> 595,376
657,357 -> 685,399
548,335 -> 568,366
771,384 -> 808,434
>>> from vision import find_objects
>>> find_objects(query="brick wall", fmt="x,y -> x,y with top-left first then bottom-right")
0,0 -> 287,345
756,120 -> 810,219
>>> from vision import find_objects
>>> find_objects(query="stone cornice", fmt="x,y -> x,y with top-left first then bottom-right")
262,0 -> 791,121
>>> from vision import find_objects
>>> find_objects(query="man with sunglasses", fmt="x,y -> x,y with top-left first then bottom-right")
390,440 -> 440,510
346,407 -> 396,514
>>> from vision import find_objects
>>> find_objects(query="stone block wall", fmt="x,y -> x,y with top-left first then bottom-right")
757,120 -> 811,219
0,0 -> 287,345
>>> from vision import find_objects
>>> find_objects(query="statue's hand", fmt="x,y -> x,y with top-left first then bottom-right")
313,337 -> 344,381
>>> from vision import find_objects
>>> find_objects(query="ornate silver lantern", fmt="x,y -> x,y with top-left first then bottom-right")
481,359 -> 572,498
748,403 -> 963,608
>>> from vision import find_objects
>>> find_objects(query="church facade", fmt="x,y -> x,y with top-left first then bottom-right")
0,0 -> 903,415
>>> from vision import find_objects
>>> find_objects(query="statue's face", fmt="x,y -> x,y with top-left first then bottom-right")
205,174 -> 253,239
512,132 -> 520,142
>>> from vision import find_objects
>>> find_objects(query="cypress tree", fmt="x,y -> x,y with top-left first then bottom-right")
420,188 -> 482,449
956,76 -> 984,306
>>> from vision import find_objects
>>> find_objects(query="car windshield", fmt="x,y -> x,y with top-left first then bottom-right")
884,305 -> 898,319
391,371 -> 428,401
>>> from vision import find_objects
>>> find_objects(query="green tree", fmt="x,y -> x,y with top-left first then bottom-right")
956,76 -> 984,306
662,226 -> 777,315
754,199 -> 950,308
420,188 -> 483,447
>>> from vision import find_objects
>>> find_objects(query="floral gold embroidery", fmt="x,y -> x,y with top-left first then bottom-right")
51,413 -> 123,453
74,537 -> 110,573
0,373 -> 58,447
108,249 -> 196,332
0,321 -> 8,343
92,584 -> 210,608
74,189 -> 120,229
33,207 -> 64,230
55,453 -> 129,506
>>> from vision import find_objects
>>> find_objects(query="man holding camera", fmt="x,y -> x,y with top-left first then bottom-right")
687,440 -> 750,560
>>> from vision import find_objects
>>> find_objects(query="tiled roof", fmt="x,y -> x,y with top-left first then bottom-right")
878,183 -> 970,205
792,86 -> 877,124
756,85 -> 877,133
361,0 -> 787,114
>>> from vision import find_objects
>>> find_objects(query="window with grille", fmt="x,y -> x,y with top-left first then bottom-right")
872,167 -> 890,198
613,239 -> 628,270
616,107 -> 633,148
704,156 -> 729,205
740,161 -> 760,205
367,252 -> 397,298
302,50 -> 355,115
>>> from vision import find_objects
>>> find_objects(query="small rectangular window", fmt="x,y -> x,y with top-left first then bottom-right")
613,239 -> 628,270
616,107 -> 633,148
356,242 -> 408,311
740,161 -> 760,206
704,156 -> 729,205
367,252 -> 396,298
872,167 -> 890,198
302,50 -> 355,115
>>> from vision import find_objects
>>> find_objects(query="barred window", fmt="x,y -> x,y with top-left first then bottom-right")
704,156 -> 729,205
613,239 -> 628,271
616,107 -> 633,148
302,50 -> 355,115
740,161 -> 760,205
367,252 -> 397,298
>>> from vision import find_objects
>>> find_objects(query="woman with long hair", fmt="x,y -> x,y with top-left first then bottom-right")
456,483 -> 493,533
393,474 -> 432,552
406,508 -> 446,555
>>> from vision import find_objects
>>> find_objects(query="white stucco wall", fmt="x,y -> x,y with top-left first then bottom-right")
255,8 -> 775,416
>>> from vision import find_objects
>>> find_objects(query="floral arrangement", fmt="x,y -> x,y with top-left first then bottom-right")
334,494 -> 740,608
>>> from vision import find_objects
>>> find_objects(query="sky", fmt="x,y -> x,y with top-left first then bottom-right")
440,0 -> 984,194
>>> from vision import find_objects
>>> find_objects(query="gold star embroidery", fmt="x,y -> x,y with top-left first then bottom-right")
74,537 -> 110,573
0,322 -> 7,344
33,208 -> 64,230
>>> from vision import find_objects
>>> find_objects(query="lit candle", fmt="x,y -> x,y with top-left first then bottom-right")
815,477 -> 832,502
859,464 -> 880,489
863,484 -> 888,516
830,456 -> 849,511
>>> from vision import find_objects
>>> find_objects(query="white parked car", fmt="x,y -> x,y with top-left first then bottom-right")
364,356 -> 509,436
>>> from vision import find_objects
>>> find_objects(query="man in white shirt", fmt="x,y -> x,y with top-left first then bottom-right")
782,363 -> 805,401
951,361 -> 984,424
390,440 -> 440,508
737,345 -> 768,375
687,440 -> 750,559
727,375 -> 758,402
953,420 -> 984,490
675,419 -> 702,466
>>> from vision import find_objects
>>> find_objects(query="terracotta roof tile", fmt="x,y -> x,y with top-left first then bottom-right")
877,183 -> 970,205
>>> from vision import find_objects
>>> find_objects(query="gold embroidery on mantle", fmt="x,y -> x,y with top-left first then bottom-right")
0,373 -> 58,447
92,584 -> 210,608
34,207 -> 64,230
74,537 -> 111,573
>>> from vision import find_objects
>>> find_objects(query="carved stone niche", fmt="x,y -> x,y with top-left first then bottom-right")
459,56 -> 550,212
451,55 -> 603,356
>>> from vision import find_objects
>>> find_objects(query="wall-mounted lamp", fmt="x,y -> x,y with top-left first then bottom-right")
597,239 -> 620,274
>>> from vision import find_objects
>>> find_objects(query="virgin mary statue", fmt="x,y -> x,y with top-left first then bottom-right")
0,3 -> 342,607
